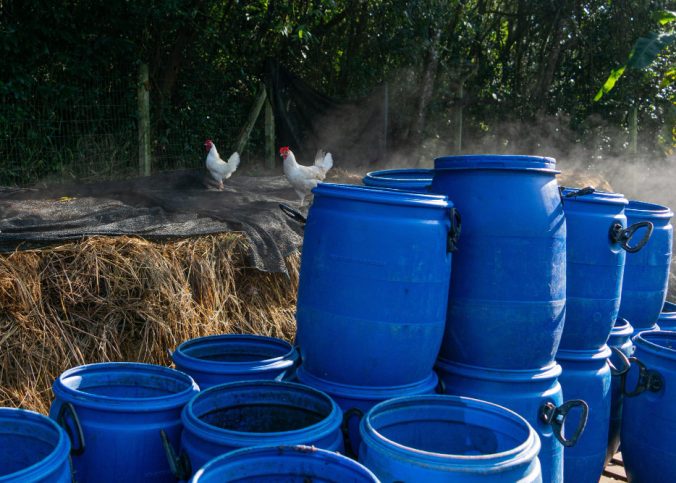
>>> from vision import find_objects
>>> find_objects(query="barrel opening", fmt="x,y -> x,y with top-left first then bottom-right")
0,417 -> 62,476
181,342 -> 290,363
639,331 -> 676,351
200,403 -> 326,432
61,368 -> 193,399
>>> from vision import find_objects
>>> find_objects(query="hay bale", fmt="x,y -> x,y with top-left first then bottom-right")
0,234 -> 299,414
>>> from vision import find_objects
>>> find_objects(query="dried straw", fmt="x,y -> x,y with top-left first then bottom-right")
0,234 -> 299,414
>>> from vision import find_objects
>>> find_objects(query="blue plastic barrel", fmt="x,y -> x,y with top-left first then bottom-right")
171,334 -> 298,389
296,366 -> 438,455
359,395 -> 542,482
436,359 -> 587,483
606,318 -> 634,463
49,362 -> 199,483
618,201 -> 673,330
658,300 -> 676,330
180,380 -> 344,475
191,445 -> 379,482
556,346 -> 612,483
621,330 -> 676,482
0,408 -> 71,482
296,183 -> 458,386
362,168 -> 433,192
559,187 -> 634,350
432,155 -> 566,369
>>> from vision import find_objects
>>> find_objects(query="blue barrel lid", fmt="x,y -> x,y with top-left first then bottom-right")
362,169 -> 433,190
434,154 -> 558,173
625,200 -> 674,219
312,182 -> 450,208
560,186 -> 628,206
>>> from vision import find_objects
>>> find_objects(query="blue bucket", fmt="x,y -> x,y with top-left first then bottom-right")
190,445 -> 379,482
658,300 -> 676,331
359,395 -> 542,482
618,200 -> 673,330
556,346 -> 611,483
621,330 -> 676,482
180,380 -> 344,476
606,318 -> 634,463
171,334 -> 298,389
49,362 -> 199,483
435,359 -> 587,483
296,183 -> 458,386
362,168 -> 433,192
559,187 -> 635,350
432,155 -> 565,369
296,365 -> 438,456
0,408 -> 71,482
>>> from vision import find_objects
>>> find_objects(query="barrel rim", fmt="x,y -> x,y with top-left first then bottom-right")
435,359 -> 562,383
312,182 -> 451,209
0,407 -> 71,480
610,318 -> 634,337
560,186 -> 628,206
634,330 -> 676,359
359,395 -> 541,470
625,200 -> 674,218
434,154 -> 559,174
296,366 -> 438,400
181,380 -> 343,445
362,169 -> 433,189
172,334 -> 296,375
555,344 -> 613,362
191,444 -> 379,482
53,362 -> 199,412
660,300 -> 676,317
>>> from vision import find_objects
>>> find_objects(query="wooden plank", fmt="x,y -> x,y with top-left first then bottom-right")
137,63 -> 151,176
235,82 -> 267,156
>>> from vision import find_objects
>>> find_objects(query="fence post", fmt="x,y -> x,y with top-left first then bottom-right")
236,82 -> 267,156
138,63 -> 151,176
265,97 -> 275,169
629,106 -> 638,155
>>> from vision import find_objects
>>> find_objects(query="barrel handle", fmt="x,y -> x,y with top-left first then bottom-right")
435,374 -> 446,395
160,429 -> 192,480
561,186 -> 596,199
539,399 -> 588,447
447,207 -> 462,253
607,346 -> 631,376
341,407 -> 364,458
622,356 -> 664,397
279,203 -> 307,225
609,221 -> 653,253
57,402 -> 86,456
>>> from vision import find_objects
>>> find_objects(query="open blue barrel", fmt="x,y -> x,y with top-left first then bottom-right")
436,360 -> 587,483
606,318 -> 634,463
49,362 -> 199,483
296,365 -> 438,456
0,408 -> 71,482
556,346 -> 612,483
362,168 -> 433,192
191,445 -> 379,482
559,187 -> 638,351
171,334 -> 298,389
179,380 -> 344,476
618,200 -> 673,330
432,155 -> 566,369
658,300 -> 676,330
359,395 -> 542,482
296,183 -> 458,386
621,330 -> 676,482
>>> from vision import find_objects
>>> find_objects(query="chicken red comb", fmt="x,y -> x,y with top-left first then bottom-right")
279,146 -> 290,154
204,139 -> 213,144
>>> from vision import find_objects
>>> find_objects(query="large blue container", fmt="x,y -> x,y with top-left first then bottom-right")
432,155 -> 566,369
171,334 -> 298,389
50,362 -> 199,483
658,300 -> 676,330
559,187 -> 634,350
556,346 -> 611,483
296,183 -> 457,386
191,445 -> 379,482
362,168 -> 433,192
296,366 -> 438,455
180,380 -> 344,475
0,408 -> 71,482
359,395 -> 542,482
436,359 -> 586,483
621,330 -> 676,482
618,201 -> 673,330
606,318 -> 634,463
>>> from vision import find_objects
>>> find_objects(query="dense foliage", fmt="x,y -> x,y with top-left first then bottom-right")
1,1 -> 674,184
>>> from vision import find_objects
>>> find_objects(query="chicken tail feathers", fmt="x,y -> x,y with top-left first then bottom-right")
228,152 -> 241,169
314,150 -> 333,173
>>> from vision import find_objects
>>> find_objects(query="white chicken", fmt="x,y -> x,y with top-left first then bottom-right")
280,146 -> 333,206
204,139 -> 240,189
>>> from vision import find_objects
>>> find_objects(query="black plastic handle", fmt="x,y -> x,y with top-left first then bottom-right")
160,429 -> 192,480
447,207 -> 462,253
341,407 -> 364,458
609,221 -> 653,253
623,356 -> 664,397
607,346 -> 631,377
279,203 -> 307,225
539,399 -> 589,447
562,186 -> 596,199
57,402 -> 86,456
